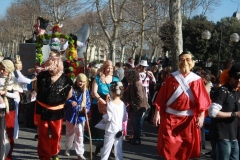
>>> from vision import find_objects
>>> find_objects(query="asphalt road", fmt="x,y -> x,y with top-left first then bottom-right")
11,111 -> 213,160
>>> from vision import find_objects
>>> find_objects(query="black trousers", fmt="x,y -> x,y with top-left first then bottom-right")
0,114 -> 6,159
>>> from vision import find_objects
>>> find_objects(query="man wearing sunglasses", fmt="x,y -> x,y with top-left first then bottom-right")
209,64 -> 240,160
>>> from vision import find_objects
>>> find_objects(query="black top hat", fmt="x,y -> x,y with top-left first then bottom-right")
37,16 -> 49,30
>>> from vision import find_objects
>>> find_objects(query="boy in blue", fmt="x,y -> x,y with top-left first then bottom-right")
64,73 -> 91,160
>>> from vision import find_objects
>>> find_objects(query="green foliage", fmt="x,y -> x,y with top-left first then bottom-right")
182,15 -> 215,61
160,15 -> 240,76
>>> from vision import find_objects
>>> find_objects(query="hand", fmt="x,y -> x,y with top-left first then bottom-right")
196,115 -> 204,128
98,98 -> 106,105
81,107 -> 88,113
28,68 -> 35,73
153,110 -> 160,127
0,90 -> 6,96
36,67 -> 43,71
31,90 -> 37,98
32,77 -> 37,81
147,71 -> 154,78
236,111 -> 240,118
71,101 -> 78,106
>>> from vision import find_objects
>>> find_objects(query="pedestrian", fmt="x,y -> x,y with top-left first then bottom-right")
208,64 -> 240,160
34,57 -> 73,160
138,60 -> 156,99
0,59 -> 22,160
200,72 -> 213,150
64,73 -> 91,160
114,62 -> 124,81
101,81 -> 126,160
153,51 -> 211,160
128,57 -> 135,68
90,60 -> 119,155
124,69 -> 150,145
13,55 -> 36,139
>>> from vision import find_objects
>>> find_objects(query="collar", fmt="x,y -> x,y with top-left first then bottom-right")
223,83 -> 236,92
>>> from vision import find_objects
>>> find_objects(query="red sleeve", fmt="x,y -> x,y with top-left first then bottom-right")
190,79 -> 211,115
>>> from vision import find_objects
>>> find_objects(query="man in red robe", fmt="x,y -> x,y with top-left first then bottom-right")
153,51 -> 211,160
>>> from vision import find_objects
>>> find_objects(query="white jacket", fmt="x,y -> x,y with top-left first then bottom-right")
102,101 -> 127,133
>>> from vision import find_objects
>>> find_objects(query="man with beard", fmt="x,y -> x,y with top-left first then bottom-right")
153,51 -> 211,160
34,57 -> 73,160
208,64 -> 240,160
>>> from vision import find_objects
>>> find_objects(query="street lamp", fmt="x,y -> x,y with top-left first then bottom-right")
201,30 -> 212,69
201,30 -> 211,40
201,31 -> 239,77
230,33 -> 240,59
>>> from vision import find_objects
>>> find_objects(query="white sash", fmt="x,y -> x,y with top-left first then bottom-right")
166,71 -> 200,107
165,107 -> 194,116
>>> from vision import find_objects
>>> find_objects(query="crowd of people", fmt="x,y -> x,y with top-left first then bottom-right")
0,47 -> 239,160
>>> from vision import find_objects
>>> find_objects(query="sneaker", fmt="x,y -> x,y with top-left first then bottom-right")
33,134 -> 38,141
52,155 -> 59,160
78,154 -> 86,160
130,139 -> 141,145
64,150 -> 70,156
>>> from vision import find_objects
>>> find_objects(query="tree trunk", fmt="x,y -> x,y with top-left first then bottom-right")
139,0 -> 146,63
150,46 -> 158,62
109,41 -> 116,64
120,45 -> 125,62
132,47 -> 137,60
169,0 -> 183,71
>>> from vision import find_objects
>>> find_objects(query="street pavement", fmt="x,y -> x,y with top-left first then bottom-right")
11,113 -> 213,160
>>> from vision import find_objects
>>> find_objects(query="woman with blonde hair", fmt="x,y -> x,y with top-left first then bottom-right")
89,60 -> 119,155
0,59 -> 22,160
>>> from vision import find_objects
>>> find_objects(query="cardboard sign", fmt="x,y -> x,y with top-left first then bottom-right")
18,43 -> 51,76
18,43 -> 36,76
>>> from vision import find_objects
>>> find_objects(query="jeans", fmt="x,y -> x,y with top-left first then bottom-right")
215,139 -> 239,160
131,108 -> 146,141
201,125 -> 206,149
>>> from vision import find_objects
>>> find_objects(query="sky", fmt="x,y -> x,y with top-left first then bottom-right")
0,0 -> 239,22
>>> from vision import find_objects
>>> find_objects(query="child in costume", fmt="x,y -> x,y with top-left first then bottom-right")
64,73 -> 91,160
101,81 -> 127,160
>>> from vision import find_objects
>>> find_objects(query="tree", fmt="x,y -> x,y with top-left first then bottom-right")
169,0 -> 183,71
95,0 -> 127,65
182,15 -> 215,61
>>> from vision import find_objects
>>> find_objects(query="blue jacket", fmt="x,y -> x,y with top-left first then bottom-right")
65,89 -> 91,124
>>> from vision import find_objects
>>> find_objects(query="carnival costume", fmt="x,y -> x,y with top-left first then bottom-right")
154,70 -> 211,160
64,73 -> 91,159
36,70 -> 73,160
0,60 -> 22,160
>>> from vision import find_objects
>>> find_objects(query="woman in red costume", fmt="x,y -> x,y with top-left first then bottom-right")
153,51 -> 211,160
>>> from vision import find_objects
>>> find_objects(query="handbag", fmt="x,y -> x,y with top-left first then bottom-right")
95,119 -> 107,130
